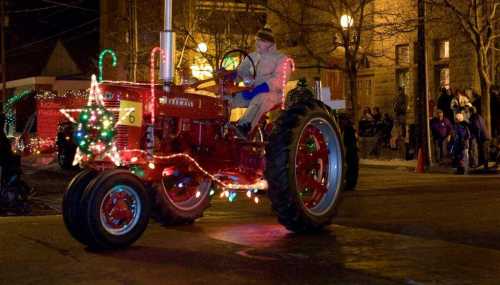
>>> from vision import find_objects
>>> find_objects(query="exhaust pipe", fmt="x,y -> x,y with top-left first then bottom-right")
160,0 -> 175,90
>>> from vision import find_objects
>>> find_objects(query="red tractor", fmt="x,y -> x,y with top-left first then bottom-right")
62,2 -> 352,249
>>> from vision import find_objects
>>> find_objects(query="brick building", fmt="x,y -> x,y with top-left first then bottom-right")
268,0 -> 499,125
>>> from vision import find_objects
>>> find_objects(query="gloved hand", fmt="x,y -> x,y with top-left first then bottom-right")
241,82 -> 270,100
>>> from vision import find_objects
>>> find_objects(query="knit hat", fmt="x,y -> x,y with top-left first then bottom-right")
256,24 -> 275,43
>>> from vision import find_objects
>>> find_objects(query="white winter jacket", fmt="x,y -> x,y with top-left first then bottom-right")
237,44 -> 292,99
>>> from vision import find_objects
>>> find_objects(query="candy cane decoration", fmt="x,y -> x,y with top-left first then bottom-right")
98,49 -> 117,82
150,47 -> 166,124
281,57 -> 296,109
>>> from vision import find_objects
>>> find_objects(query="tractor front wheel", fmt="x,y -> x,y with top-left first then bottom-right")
79,170 -> 150,249
62,168 -> 98,245
266,100 -> 345,232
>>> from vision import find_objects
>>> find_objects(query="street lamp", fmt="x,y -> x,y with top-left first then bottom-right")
340,14 -> 353,30
197,42 -> 208,53
339,14 -> 357,121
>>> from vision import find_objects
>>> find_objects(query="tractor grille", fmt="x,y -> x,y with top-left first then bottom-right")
104,99 -> 128,150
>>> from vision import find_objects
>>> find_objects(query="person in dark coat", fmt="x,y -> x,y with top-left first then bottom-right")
0,113 -> 14,163
430,109 -> 453,163
372,107 -> 382,122
382,113 -> 393,147
437,87 -> 454,123
358,107 -> 375,137
0,113 -> 15,182
469,107 -> 491,169
451,112 -> 470,174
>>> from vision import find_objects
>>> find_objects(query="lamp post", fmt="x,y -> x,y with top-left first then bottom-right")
339,14 -> 357,122
416,0 -> 430,170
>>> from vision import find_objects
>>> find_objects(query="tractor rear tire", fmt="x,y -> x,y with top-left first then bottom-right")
266,99 -> 345,233
62,169 -> 98,245
153,170 -> 212,226
79,170 -> 151,250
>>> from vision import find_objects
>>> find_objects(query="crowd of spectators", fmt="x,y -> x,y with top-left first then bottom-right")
357,86 -> 499,173
432,87 -> 498,174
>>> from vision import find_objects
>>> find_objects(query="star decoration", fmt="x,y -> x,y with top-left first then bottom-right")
60,74 -> 135,166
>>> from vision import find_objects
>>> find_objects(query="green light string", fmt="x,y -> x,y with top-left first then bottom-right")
98,49 -> 118,82
2,90 -> 33,131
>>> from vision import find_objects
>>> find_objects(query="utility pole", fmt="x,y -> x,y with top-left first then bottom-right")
127,0 -> 138,82
416,0 -> 430,170
1,0 -> 6,110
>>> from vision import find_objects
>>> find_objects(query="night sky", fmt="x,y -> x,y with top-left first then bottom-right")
4,0 -> 99,80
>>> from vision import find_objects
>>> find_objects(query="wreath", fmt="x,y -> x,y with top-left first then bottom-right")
74,104 -> 115,158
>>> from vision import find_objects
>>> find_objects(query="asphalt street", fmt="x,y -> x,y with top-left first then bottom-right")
1,164 -> 500,284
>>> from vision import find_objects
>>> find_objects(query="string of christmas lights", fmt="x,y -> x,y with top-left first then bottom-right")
2,89 -> 89,131
150,47 -> 166,124
281,57 -> 295,110
34,89 -> 89,100
98,49 -> 118,82
121,150 -> 267,204
100,80 -> 161,86
11,136 -> 56,155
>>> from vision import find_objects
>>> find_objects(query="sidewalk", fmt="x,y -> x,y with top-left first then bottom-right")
360,158 -> 499,175
360,158 -> 417,171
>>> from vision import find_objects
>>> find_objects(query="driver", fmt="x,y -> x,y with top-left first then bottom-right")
231,25 -> 292,138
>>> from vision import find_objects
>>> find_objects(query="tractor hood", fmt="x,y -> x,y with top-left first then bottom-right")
99,82 -> 224,121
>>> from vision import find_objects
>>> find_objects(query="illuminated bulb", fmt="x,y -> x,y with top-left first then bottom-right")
246,190 -> 252,198
195,191 -> 201,198
254,197 -> 260,204
197,42 -> 208,53
224,191 -> 229,198
228,192 -> 237,202
103,119 -> 112,129
148,162 -> 155,169
209,189 -> 215,196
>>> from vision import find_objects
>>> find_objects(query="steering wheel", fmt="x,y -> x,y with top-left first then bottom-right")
191,49 -> 256,95
219,49 -> 256,87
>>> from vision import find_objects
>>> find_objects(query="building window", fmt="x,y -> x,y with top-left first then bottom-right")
435,40 -> 450,60
357,76 -> 374,108
396,69 -> 410,95
396,44 -> 410,66
438,67 -> 450,90
320,70 -> 344,100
